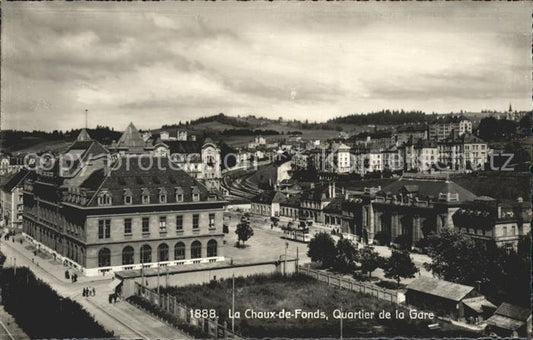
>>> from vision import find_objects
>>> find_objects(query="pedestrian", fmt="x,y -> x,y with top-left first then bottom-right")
92,287 -> 96,296
83,288 -> 86,297
108,294 -> 112,304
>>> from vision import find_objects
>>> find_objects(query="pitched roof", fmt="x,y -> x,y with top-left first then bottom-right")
76,129 -> 92,142
82,157 -> 212,206
406,277 -> 474,302
165,141 -> 202,154
381,177 -> 476,203
486,314 -> 525,331
494,303 -> 531,322
251,191 -> 285,204
116,123 -> 146,148
2,169 -> 30,192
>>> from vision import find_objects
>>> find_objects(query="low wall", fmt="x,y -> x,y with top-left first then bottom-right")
117,259 -> 298,297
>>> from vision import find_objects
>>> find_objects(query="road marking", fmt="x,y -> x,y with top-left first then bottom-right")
0,319 -> 16,340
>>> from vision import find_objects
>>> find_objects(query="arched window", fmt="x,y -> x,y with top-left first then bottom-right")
157,243 -> 169,262
122,246 -> 134,265
98,191 -> 112,206
191,240 -> 202,259
174,242 -> 185,260
140,244 -> 152,263
98,248 -> 111,267
207,239 -> 217,257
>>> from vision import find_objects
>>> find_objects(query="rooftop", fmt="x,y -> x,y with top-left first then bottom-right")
406,277 -> 474,302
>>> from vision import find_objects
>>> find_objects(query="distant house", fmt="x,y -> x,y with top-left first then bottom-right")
486,303 -> 532,338
453,196 -> 531,249
405,277 -> 495,321
1,169 -> 30,232
250,191 -> 286,217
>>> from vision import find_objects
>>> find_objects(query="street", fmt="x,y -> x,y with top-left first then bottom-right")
0,236 -> 189,339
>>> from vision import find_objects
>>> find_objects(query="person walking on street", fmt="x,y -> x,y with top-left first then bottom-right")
92,287 -> 96,296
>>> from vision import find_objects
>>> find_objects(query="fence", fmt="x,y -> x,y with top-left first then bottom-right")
298,265 -> 400,304
133,282 -> 241,339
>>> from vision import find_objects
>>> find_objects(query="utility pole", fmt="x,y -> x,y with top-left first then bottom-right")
284,242 -> 288,276
157,264 -> 160,297
85,109 -> 88,129
232,273 -> 235,337
340,305 -> 343,340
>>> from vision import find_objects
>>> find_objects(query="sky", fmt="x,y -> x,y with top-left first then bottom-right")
2,2 -> 532,131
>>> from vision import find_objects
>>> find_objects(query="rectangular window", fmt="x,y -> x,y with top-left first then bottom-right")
142,217 -> 150,233
193,214 -> 199,230
124,218 -> 132,234
176,193 -> 184,202
176,215 -> 183,231
98,219 -> 110,239
193,193 -> 200,201
159,216 -> 167,232
209,213 -> 216,229
142,195 -> 150,204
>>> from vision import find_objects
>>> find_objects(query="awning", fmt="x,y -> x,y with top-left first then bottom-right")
486,315 -> 524,331
107,278 -> 122,291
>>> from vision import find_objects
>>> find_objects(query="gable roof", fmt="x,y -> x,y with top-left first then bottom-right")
2,169 -> 30,192
165,141 -> 202,154
406,277 -> 474,302
251,191 -> 285,205
494,303 -> 531,322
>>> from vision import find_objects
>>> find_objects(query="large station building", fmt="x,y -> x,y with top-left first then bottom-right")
22,130 -> 226,276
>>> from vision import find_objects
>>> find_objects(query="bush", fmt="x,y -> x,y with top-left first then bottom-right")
0,268 -> 112,339
393,235 -> 412,250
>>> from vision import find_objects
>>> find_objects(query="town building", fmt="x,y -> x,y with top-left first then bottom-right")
109,123 -> 222,191
437,133 -> 489,170
452,196 -> 530,249
392,125 -> 428,146
1,169 -> 29,232
250,191 -> 286,217
22,131 -> 226,276
360,173 -> 477,245
428,115 -> 472,141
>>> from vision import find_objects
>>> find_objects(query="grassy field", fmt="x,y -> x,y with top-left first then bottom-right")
160,273 -> 479,338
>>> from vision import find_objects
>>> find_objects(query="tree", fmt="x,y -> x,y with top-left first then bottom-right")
383,250 -> 418,288
235,223 -> 254,247
307,232 -> 336,268
334,239 -> 358,273
359,247 -> 385,277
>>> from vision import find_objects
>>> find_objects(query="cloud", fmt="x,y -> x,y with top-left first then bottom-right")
1,2 -> 531,131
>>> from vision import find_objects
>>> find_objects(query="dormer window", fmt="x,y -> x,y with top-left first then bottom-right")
98,191 -> 112,206
159,188 -> 167,203
192,186 -> 200,202
141,188 -> 150,204
175,187 -> 184,202
123,188 -> 133,205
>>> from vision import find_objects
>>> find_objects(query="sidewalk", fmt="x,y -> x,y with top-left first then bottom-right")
0,236 -> 189,339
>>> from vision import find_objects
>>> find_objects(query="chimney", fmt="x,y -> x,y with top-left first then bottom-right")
328,183 -> 332,198
332,182 -> 336,198
497,203 -> 502,219
517,197 -> 523,203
